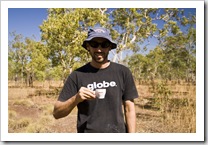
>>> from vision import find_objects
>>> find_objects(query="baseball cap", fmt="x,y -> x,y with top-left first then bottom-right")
82,27 -> 117,49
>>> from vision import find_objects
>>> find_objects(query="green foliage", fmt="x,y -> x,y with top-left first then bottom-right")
35,70 -> 46,81
40,8 -> 107,81
47,65 -> 63,81
127,25 -> 196,82
8,32 -> 50,83
9,8 -> 196,82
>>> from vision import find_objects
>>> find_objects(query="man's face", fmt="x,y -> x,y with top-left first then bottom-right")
86,37 -> 112,64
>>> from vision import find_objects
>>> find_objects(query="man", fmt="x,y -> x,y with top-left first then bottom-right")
53,27 -> 139,133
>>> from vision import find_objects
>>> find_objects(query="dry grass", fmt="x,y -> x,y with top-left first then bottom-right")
136,81 -> 196,133
24,115 -> 54,133
9,117 -> 31,132
8,80 -> 196,133
13,99 -> 35,108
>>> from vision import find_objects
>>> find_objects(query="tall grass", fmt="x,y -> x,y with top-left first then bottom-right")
144,80 -> 196,133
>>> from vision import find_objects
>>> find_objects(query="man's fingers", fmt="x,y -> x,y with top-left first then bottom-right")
79,87 -> 96,100
84,90 -> 96,99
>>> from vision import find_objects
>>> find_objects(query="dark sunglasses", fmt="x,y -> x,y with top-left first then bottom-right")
88,41 -> 111,48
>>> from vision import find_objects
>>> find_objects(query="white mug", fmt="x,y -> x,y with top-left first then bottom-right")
95,89 -> 106,99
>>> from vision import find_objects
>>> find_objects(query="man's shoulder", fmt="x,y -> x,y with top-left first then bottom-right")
110,62 -> 130,71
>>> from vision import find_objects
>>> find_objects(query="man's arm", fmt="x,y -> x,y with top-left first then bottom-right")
123,99 -> 136,133
53,87 -> 96,119
53,95 -> 79,119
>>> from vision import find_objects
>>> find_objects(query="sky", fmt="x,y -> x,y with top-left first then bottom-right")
8,8 -> 48,41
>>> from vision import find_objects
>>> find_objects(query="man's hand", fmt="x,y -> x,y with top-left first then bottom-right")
53,87 -> 95,119
75,87 -> 96,102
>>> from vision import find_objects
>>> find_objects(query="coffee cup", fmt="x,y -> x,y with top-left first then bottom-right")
95,89 -> 106,99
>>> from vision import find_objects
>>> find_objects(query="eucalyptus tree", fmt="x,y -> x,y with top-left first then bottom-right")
9,32 -> 49,86
25,39 -> 50,84
128,53 -> 148,83
128,46 -> 165,83
110,8 -> 157,63
159,9 -> 196,82
114,8 -> 196,82
9,32 -> 29,84
39,8 -> 195,82
39,8 -> 109,82
162,29 -> 196,82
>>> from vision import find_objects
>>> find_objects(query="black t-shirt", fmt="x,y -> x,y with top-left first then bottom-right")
58,62 -> 138,133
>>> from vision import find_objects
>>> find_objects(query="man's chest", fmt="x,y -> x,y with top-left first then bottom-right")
77,72 -> 123,90
76,71 -> 125,112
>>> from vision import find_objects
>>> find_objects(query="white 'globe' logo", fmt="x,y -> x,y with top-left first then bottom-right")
87,81 -> 117,90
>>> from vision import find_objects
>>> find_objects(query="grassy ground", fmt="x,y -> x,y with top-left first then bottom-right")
8,80 -> 196,133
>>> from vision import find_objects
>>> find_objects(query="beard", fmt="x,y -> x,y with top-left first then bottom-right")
90,51 -> 109,64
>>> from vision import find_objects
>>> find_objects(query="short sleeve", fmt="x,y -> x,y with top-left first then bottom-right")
58,73 -> 78,102
122,67 -> 139,101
